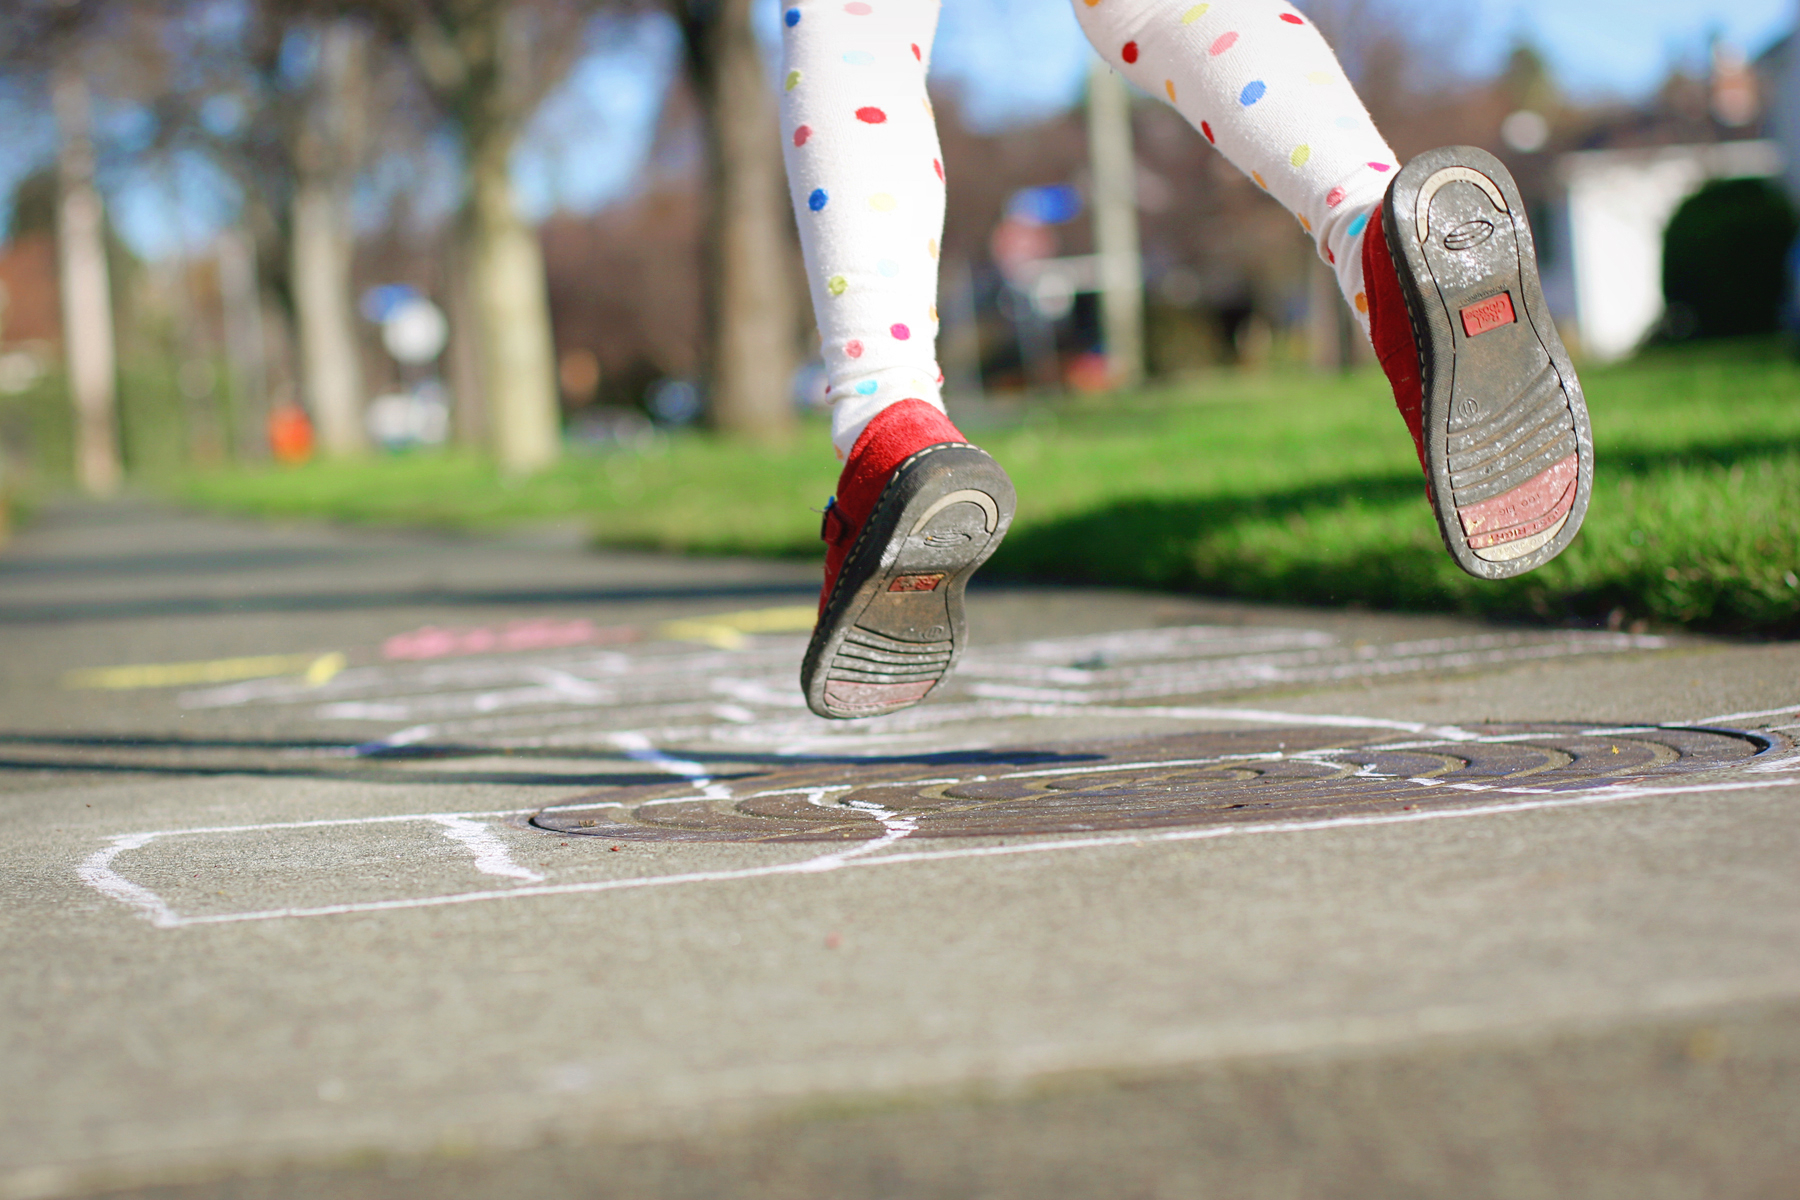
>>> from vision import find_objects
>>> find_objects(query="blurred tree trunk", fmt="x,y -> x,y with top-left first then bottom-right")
399,0 -> 561,474
290,20 -> 368,458
463,62 -> 559,473
215,226 -> 269,461
260,296 -> 301,422
443,232 -> 489,450
676,0 -> 796,443
52,66 -> 121,496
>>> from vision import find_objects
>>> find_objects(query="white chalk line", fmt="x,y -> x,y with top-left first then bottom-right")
497,711 -> 1797,815
363,688 -> 1760,765
384,704 -> 1484,768
855,778 -> 1800,868
82,697 -> 1795,842
538,784 -> 863,815
963,636 -> 1674,705
1079,706 -> 1480,740
795,790 -> 919,870
79,776 -> 1800,929
89,809 -> 536,840
71,661 -> 1800,932
453,703 -> 1418,759
166,624 -> 1670,734
428,815 -> 545,883
610,730 -> 733,801
1695,703 -> 1800,724
76,810 -> 545,928
355,723 -> 438,756
292,684 -> 1796,776
76,723 -> 751,926
531,743 -> 1428,819
75,833 -> 179,928
209,628 -> 1688,763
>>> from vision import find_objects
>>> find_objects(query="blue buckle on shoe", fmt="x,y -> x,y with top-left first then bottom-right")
820,497 -> 851,545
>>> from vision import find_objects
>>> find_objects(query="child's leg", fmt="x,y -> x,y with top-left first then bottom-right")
1072,0 -> 1396,333
779,0 -> 1014,721
779,0 -> 947,459
1073,0 -> 1594,580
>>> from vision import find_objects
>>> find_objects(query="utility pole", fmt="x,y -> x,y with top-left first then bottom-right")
52,66 -> 121,496
1086,57 -> 1145,390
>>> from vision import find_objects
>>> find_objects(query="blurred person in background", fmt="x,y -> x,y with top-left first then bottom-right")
788,0 -> 1592,720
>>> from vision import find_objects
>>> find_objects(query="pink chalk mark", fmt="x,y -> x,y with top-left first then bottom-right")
383,618 -> 637,661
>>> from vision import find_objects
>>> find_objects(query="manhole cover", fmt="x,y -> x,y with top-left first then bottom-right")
532,723 -> 1784,843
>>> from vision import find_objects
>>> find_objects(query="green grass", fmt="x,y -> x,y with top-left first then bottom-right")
175,339 -> 1800,636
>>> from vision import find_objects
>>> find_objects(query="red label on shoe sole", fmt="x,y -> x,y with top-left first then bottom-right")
1459,453 -> 1578,547
826,679 -> 936,712
889,573 -> 946,593
1460,292 -> 1517,338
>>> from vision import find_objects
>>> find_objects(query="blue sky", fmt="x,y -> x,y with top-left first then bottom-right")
919,0 -> 1797,125
2,0 -> 1793,257
509,0 -> 1795,219
1465,0 -> 1792,96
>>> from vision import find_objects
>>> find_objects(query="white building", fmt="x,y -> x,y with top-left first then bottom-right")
1766,21 -> 1800,207
1553,139 -> 1783,362
1536,14 -> 1797,362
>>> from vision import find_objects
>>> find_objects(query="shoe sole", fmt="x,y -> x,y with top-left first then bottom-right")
802,443 -> 1015,720
1381,146 -> 1594,580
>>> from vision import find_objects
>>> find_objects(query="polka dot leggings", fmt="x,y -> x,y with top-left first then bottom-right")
779,0 -> 946,457
780,0 -> 1398,457
1076,0 -> 1398,330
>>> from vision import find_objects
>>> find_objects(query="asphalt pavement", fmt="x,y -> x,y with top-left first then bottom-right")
3,498 -> 1798,1199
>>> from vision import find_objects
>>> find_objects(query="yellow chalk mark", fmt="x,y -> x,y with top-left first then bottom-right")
64,650 -> 347,691
658,605 -> 818,650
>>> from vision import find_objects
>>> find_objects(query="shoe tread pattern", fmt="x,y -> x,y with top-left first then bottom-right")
803,442 -> 1014,719
1446,359 -> 1580,504
1382,144 -> 1594,581
826,628 -> 955,684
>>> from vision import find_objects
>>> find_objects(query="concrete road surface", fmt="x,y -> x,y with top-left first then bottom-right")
3,500 -> 1798,1199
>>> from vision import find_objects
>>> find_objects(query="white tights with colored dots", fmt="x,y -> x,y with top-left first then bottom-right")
779,0 -> 1399,457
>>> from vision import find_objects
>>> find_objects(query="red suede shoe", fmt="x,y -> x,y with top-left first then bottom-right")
801,399 -> 1015,720
1364,145 -> 1593,579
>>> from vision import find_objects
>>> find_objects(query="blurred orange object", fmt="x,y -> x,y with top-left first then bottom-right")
268,404 -> 315,464
1064,351 -> 1112,393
